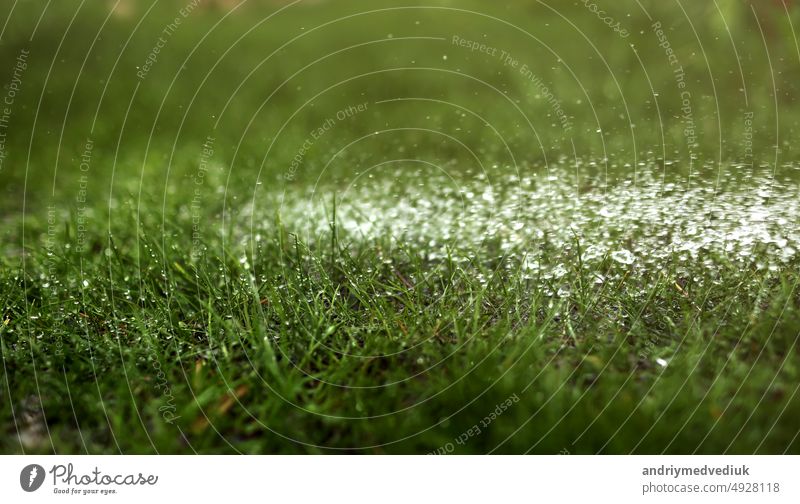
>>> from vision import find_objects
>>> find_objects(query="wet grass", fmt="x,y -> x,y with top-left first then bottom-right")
4,192 -> 799,454
1,0 -> 800,453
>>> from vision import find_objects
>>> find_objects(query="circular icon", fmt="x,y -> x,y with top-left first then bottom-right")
20,464 -> 45,492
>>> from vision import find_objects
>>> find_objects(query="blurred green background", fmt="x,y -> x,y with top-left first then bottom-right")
1,0 -> 799,217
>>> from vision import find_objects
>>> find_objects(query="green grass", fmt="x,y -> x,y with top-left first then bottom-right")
1,0 -> 799,454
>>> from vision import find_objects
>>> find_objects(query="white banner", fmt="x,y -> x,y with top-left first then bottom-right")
1,455 -> 797,503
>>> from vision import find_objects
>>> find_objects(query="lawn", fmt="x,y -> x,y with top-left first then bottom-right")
1,0 -> 799,454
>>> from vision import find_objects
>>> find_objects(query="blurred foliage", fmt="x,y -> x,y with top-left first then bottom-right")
1,0 -> 799,209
